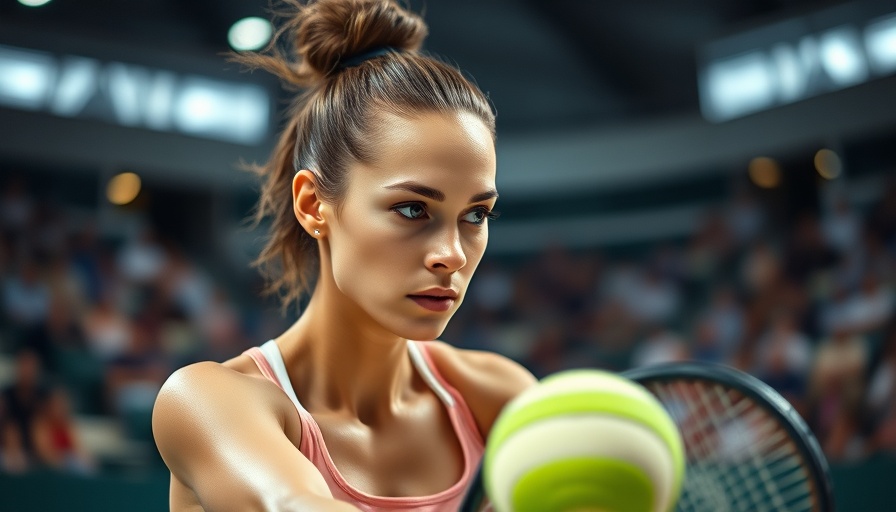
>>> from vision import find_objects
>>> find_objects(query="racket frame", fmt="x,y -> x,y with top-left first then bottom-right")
459,361 -> 836,512
622,361 -> 835,512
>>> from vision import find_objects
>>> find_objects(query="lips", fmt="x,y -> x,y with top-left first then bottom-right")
408,288 -> 458,312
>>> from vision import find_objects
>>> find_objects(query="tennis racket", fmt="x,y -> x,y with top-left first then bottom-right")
460,361 -> 835,512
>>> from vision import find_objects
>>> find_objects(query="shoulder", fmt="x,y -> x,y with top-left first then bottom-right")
152,360 -> 295,457
154,358 -> 285,417
152,364 -> 335,507
422,341 -> 537,437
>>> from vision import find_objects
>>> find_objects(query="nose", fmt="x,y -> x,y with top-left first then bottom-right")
425,225 -> 467,273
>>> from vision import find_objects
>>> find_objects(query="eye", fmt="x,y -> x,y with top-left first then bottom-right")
463,206 -> 500,225
393,202 -> 428,220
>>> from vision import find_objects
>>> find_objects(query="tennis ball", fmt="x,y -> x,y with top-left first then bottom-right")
483,369 -> 685,512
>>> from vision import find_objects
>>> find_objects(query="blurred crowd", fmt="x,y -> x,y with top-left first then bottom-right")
0,175 -> 279,475
1,171 -> 895,476
449,179 -> 896,464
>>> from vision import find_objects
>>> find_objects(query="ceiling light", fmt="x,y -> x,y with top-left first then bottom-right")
228,17 -> 273,52
0,46 -> 55,110
865,13 -> 896,74
819,28 -> 868,86
18,0 -> 52,6
748,157 -> 782,189
107,172 -> 142,206
814,149 -> 842,180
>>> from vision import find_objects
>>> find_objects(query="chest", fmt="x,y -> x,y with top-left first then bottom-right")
312,396 -> 465,497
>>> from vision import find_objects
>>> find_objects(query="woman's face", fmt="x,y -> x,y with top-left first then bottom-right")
322,110 -> 496,341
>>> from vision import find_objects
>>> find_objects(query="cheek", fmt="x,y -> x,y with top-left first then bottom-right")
329,213 -> 411,298
464,230 -> 489,274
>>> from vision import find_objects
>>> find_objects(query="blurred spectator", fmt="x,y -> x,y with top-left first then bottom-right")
527,244 -> 596,315
2,259 -> 50,329
726,187 -> 765,246
809,326 -> 869,460
625,266 -> 681,325
0,231 -> 10,284
32,386 -> 95,474
867,179 -> 896,246
842,272 -> 894,335
20,261 -> 90,371
526,324 -> 568,377
684,212 -> 733,286
81,291 -> 132,362
194,287 -> 244,362
691,317 -> 726,364
30,201 -> 68,262
41,297 -> 104,414
866,329 -> 896,454
740,241 -> 781,295
784,213 -> 839,286
0,348 -> 47,463
1,176 -> 33,235
583,299 -> 639,372
818,284 -> 854,337
822,196 -> 862,255
68,224 -> 104,304
117,227 -> 168,286
631,325 -> 689,368
0,417 -> 30,473
698,285 -> 745,361
649,245 -> 684,284
861,230 -> 896,285
46,255 -> 88,318
601,262 -> 641,306
105,322 -> 169,439
41,297 -> 87,354
467,260 -> 515,316
753,312 -> 812,410
160,248 -> 213,321
831,243 -> 867,293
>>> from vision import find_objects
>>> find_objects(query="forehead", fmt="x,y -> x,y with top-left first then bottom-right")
354,110 -> 497,191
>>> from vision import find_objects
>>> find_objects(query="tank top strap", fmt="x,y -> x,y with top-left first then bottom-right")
243,340 -> 309,414
408,341 -> 487,449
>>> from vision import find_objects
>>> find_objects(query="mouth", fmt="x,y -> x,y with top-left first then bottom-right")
407,288 -> 458,312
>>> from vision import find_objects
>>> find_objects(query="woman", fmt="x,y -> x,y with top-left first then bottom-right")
151,0 -> 536,510
32,386 -> 95,474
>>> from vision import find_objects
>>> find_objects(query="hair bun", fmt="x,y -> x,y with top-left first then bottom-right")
296,0 -> 428,77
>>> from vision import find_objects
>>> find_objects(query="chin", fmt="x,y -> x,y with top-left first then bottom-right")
393,318 -> 451,342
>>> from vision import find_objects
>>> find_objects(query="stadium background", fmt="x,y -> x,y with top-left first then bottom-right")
1,0 -> 895,509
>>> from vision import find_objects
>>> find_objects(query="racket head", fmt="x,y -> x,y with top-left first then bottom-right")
460,361 -> 835,512
622,361 -> 835,512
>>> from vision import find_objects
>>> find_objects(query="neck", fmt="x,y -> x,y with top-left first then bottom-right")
276,283 -> 417,424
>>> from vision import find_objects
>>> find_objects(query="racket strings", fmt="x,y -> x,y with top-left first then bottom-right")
649,379 -> 818,512
697,382 -> 812,511
688,381 -> 813,511
704,381 -> 797,509
655,383 -> 765,512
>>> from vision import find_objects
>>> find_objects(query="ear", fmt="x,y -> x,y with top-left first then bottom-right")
292,170 -> 325,237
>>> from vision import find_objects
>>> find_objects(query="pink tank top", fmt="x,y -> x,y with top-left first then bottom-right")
244,340 -> 485,511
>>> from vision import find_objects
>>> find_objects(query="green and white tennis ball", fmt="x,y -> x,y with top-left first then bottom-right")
484,369 -> 685,512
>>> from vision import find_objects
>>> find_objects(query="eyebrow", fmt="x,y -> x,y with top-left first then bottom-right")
384,181 -> 498,203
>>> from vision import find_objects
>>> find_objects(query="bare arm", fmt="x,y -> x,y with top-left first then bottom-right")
152,362 -> 360,512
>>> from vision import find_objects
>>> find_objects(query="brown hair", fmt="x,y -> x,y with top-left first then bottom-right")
240,0 -> 496,313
